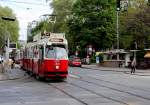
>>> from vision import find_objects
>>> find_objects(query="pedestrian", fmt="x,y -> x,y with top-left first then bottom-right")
11,57 -> 15,69
131,57 -> 136,74
86,55 -> 90,65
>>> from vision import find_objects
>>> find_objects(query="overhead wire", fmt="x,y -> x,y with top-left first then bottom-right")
0,0 -> 51,40
0,0 -> 50,6
3,1 -> 28,10
0,0 -> 52,21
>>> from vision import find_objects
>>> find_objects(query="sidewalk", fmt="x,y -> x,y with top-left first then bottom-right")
82,64 -> 150,76
0,65 -> 25,81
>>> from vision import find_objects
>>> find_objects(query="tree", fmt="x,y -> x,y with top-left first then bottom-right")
67,0 -> 116,53
119,0 -> 150,49
50,0 -> 75,32
0,6 -> 19,49
30,0 -> 74,43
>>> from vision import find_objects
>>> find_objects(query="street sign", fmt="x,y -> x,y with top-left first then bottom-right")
1,17 -> 16,21
9,43 -> 17,49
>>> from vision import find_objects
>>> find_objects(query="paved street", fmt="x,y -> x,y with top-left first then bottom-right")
0,66 -> 150,105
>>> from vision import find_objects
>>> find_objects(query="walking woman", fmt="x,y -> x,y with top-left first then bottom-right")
131,57 -> 136,73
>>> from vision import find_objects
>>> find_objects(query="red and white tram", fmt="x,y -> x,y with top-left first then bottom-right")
22,32 -> 68,80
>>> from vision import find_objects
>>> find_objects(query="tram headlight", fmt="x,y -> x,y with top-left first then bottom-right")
56,65 -> 60,69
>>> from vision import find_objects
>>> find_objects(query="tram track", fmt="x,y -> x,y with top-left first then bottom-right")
69,72 -> 150,102
70,67 -> 150,93
47,79 -> 130,105
89,76 -> 150,93
47,83 -> 89,105
67,81 -> 130,105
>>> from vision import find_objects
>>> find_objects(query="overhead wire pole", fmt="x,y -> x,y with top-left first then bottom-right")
116,0 -> 120,60
116,9 -> 119,60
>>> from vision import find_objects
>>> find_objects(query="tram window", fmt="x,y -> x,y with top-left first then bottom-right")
45,46 -> 55,58
45,45 -> 67,59
56,47 -> 68,59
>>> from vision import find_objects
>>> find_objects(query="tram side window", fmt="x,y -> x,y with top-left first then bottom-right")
20,52 -> 23,59
24,49 -> 27,58
28,49 -> 31,58
39,46 -> 44,60
33,46 -> 39,59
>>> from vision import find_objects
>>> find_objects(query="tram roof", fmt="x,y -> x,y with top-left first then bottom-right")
38,36 -> 68,45
25,32 -> 68,48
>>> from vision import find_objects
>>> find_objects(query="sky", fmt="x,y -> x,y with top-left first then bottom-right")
0,0 -> 52,41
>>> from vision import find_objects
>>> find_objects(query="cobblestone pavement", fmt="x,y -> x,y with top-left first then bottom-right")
0,64 -> 25,81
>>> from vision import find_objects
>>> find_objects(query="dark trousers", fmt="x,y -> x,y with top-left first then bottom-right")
131,66 -> 135,73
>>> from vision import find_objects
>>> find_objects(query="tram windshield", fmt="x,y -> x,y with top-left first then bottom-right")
45,45 -> 68,59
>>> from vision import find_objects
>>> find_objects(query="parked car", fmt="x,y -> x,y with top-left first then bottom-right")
69,56 -> 82,67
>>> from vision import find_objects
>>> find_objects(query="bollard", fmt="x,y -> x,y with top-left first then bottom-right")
0,61 -> 5,73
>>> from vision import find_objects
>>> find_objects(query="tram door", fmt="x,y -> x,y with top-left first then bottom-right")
38,45 -> 44,76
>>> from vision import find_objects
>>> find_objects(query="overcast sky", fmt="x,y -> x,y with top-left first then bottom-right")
0,0 -> 52,41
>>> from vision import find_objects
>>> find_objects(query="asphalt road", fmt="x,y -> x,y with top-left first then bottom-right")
0,67 -> 150,105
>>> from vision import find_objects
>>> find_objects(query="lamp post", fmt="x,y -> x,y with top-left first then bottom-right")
5,34 -> 10,61
116,0 -> 120,60
116,0 -> 128,61
116,9 -> 119,60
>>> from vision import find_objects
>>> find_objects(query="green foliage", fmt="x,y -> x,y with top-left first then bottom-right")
90,55 -> 96,63
30,0 -> 74,44
120,0 -> 150,49
0,6 -> 19,48
67,0 -> 116,51
31,0 -> 116,55
51,0 -> 74,32
136,50 -> 146,61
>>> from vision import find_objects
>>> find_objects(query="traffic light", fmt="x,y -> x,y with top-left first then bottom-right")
116,0 -> 120,10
